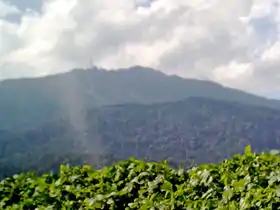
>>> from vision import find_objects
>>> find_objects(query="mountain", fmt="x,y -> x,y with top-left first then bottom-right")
1,97 -> 280,178
0,66 -> 279,131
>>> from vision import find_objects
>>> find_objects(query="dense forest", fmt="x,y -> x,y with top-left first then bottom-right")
1,97 -> 280,179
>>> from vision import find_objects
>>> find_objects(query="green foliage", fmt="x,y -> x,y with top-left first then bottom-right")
1,146 -> 280,209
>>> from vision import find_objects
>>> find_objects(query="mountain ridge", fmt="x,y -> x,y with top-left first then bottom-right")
0,66 -> 279,132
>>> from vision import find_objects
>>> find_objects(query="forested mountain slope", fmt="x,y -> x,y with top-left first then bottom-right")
0,66 -> 279,131
1,97 -> 280,178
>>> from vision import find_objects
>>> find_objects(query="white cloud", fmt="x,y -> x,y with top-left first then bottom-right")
0,0 -> 280,97
135,0 -> 152,7
0,0 -> 19,17
261,41 -> 280,61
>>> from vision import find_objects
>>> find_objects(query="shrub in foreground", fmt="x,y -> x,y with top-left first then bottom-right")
1,146 -> 280,209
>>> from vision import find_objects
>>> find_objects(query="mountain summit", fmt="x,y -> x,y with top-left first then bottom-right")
0,66 -> 279,131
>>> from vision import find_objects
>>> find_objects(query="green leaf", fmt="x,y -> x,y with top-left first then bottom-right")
244,145 -> 252,156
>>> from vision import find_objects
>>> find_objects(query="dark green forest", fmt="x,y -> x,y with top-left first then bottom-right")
1,97 -> 280,179
1,67 -> 280,180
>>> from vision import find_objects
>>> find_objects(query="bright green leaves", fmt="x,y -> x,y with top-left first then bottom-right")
1,146 -> 280,209
244,145 -> 252,156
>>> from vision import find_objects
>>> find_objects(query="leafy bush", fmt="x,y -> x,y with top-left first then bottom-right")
1,146 -> 280,209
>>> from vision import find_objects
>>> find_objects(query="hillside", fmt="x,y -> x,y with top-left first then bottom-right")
1,97 -> 280,178
0,66 -> 279,131
1,148 -> 280,209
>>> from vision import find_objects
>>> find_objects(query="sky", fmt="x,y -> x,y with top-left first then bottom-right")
0,0 -> 280,98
